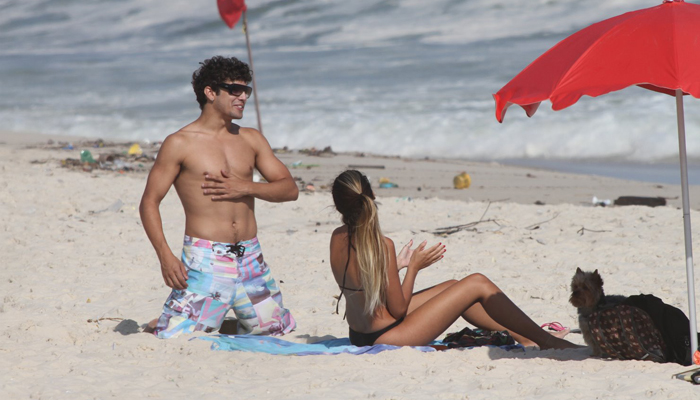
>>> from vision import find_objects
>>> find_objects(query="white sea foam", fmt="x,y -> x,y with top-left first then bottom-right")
2,0 -> 700,162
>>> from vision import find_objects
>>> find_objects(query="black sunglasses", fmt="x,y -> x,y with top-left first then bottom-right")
216,83 -> 253,97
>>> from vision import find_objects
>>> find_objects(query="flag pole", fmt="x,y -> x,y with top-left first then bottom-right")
242,11 -> 263,134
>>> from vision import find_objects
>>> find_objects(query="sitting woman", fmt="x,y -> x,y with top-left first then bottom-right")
330,170 -> 578,349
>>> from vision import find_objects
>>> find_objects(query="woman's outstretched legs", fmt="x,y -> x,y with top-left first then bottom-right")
378,273 -> 578,349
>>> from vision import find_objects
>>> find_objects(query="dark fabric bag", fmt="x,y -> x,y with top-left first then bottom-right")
441,327 -> 515,349
587,304 -> 666,362
623,294 -> 697,366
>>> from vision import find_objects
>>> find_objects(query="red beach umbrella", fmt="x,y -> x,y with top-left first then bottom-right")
494,0 -> 700,362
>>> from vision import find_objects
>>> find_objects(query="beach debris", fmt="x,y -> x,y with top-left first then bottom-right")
577,227 -> 611,236
534,200 -> 545,205
524,212 -> 560,230
479,201 -> 493,221
289,160 -> 320,169
427,219 -> 500,236
299,146 -> 335,157
348,164 -> 385,169
614,196 -> 666,207
273,146 -> 291,154
453,172 -> 471,189
426,201 -> 505,236
87,317 -> 124,324
80,150 -> 96,164
525,237 -> 547,245
592,196 -> 612,207
127,143 -> 143,156
89,199 -> 124,214
378,177 -> 398,188
106,200 -> 123,213
54,140 -> 158,173
299,181 -> 317,193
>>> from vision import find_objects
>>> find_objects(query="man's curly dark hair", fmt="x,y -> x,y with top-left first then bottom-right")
192,56 -> 252,110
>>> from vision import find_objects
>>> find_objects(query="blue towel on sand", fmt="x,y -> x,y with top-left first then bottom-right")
195,335 -> 524,356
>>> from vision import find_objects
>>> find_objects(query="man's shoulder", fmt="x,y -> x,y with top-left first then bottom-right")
237,126 -> 272,153
163,127 -> 203,147
156,129 -> 199,160
170,125 -> 203,140
238,126 -> 263,139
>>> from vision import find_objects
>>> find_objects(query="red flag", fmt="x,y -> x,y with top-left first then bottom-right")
217,0 -> 247,29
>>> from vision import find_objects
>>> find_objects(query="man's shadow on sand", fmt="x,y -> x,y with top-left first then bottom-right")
114,319 -> 142,335
117,317 -> 243,336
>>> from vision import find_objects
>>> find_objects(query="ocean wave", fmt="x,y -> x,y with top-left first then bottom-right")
2,0 -> 700,162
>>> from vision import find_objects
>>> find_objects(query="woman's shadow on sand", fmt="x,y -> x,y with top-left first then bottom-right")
486,345 -> 592,362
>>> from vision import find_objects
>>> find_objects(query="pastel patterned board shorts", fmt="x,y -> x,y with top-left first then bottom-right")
153,235 -> 296,339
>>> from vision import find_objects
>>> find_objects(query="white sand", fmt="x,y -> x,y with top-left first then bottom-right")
2,136 -> 700,399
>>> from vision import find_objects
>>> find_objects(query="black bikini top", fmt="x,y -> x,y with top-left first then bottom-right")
335,238 -> 363,316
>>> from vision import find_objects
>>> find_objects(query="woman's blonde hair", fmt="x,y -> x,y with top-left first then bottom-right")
332,170 -> 388,315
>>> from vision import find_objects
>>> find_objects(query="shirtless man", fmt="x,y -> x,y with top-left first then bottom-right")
140,56 -> 297,338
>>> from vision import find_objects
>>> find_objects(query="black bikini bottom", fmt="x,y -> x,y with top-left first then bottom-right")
349,317 -> 405,347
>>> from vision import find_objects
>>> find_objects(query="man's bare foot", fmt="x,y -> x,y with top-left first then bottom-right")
143,318 -> 158,334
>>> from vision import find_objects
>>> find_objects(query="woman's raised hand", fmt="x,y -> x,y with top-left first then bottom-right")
396,239 -> 414,271
408,240 -> 446,271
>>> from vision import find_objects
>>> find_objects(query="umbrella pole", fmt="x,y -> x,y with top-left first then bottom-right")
242,11 -> 263,134
676,89 -> 699,363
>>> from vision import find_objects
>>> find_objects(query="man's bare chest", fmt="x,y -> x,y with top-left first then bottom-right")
183,138 -> 255,178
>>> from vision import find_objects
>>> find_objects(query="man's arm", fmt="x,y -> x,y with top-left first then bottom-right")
139,134 -> 189,289
202,128 -> 299,203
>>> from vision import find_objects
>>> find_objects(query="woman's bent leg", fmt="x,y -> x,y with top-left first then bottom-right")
408,280 -> 521,341
407,280 -> 457,313
376,273 -> 577,349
